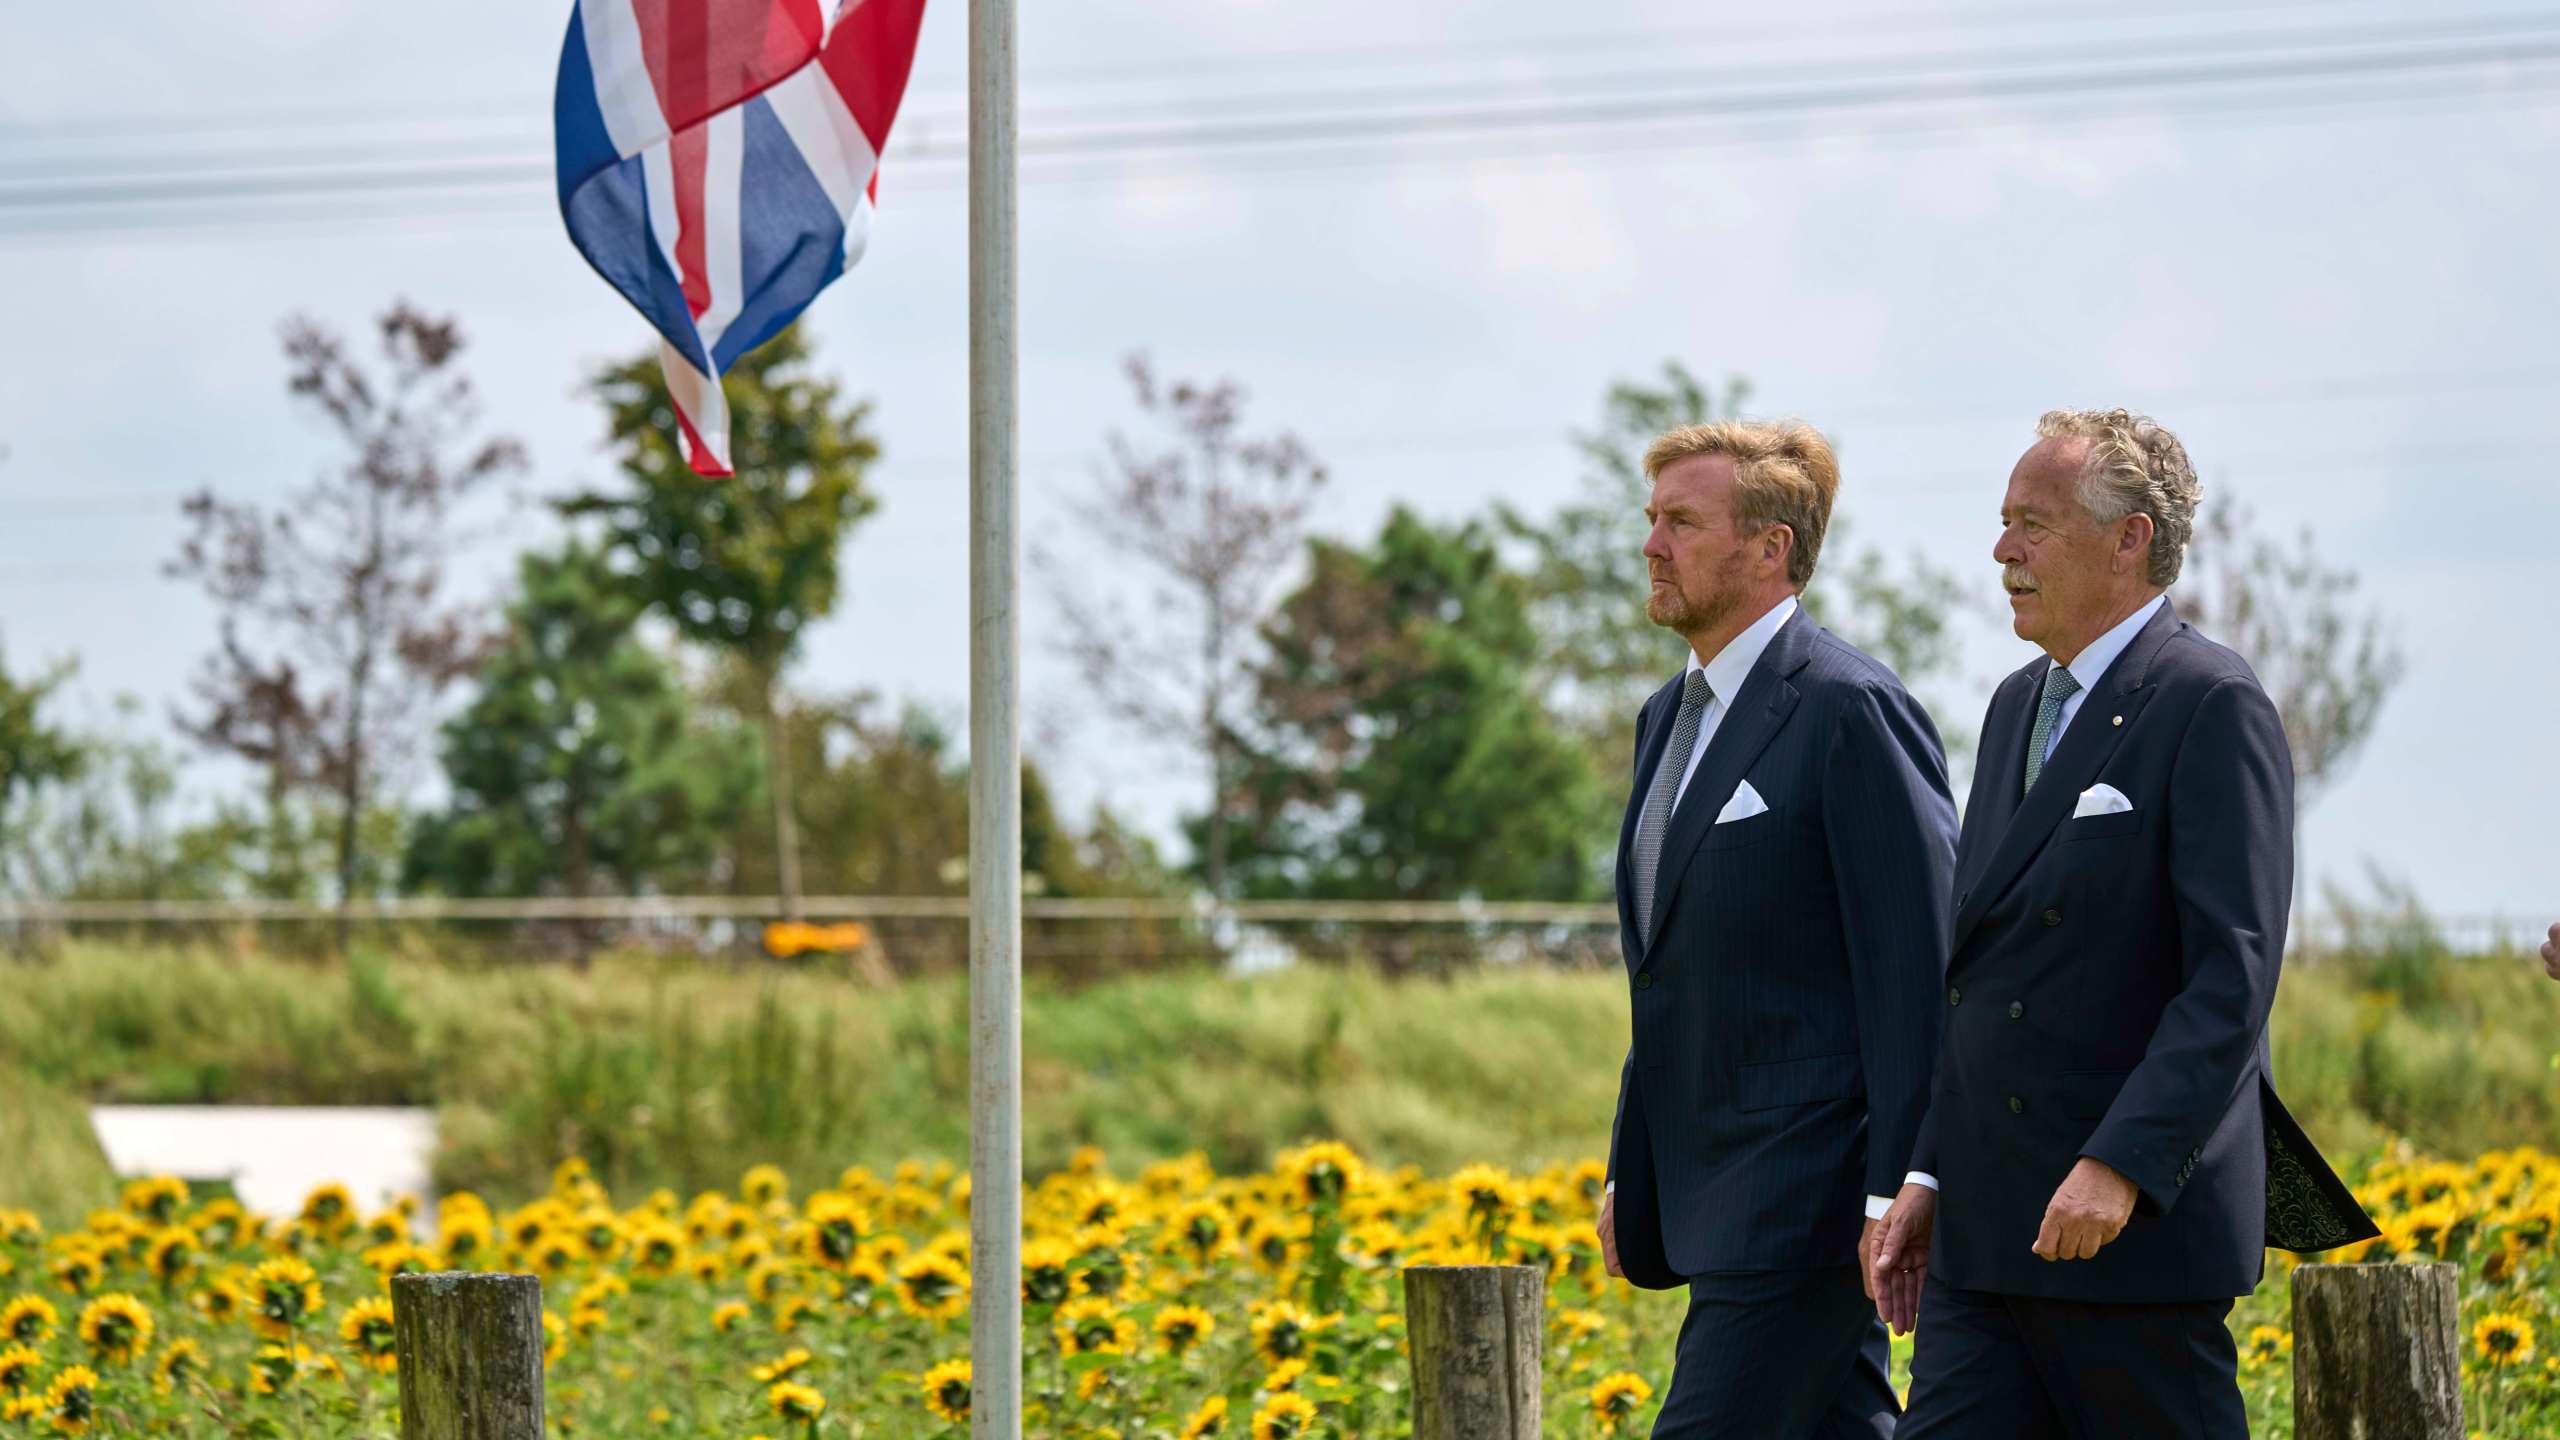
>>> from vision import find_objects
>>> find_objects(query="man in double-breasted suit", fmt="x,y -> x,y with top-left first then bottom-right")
1598,420 -> 1956,1439
1869,409 -> 2378,1438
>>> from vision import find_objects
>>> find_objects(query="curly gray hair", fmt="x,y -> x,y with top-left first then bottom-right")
2034,408 -> 2200,587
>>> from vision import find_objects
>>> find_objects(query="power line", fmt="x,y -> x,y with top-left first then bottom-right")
4,20 -> 2556,224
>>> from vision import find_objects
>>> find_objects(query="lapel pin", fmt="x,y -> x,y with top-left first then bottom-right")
2112,715 -> 2123,726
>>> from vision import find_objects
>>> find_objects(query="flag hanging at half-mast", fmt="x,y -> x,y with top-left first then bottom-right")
554,0 -> 923,476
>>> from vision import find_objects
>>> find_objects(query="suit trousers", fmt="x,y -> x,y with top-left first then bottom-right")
1652,1264 -> 1898,1440
1897,1282 -> 2246,1440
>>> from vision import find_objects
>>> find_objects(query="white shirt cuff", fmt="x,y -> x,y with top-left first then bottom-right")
1604,1181 -> 1614,1195
1866,1174 -> 1939,1218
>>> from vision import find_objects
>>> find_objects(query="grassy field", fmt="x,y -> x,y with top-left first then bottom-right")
1,929 -> 2554,1225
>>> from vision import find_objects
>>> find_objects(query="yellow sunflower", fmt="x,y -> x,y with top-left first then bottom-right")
41,1365 -> 98,1435
298,1184 -> 356,1236
1178,1395 -> 1230,1439
1156,1303 -> 1215,1355
340,1296 -> 398,1373
1248,1392 -> 1317,1440
767,1380 -> 826,1422
1019,1237 -> 1076,1308
120,1177 -> 190,1226
248,1342 -> 322,1395
895,1253 -> 969,1323
1590,1371 -> 1653,1432
752,1347 -> 814,1383
541,1310 -> 568,1367
151,1338 -> 206,1396
75,1294 -> 152,1365
920,1357 -> 971,1425
2475,1312 -> 2537,1367
1250,1301 -> 1315,1365
1053,1297 -> 1136,1356
248,1258 -> 323,1339
0,1296 -> 57,1346
0,1345 -> 40,1393
145,1229 -> 200,1288
2240,1325 -> 2291,1370
711,1300 -> 751,1334
741,1165 -> 791,1208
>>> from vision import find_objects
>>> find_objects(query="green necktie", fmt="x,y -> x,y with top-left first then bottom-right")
2023,664 -> 2082,797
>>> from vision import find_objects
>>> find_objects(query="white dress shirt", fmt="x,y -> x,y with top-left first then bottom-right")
1601,596 -> 1923,1220
2038,593 -> 2168,764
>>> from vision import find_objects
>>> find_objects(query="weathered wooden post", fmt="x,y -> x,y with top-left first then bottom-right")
2292,1262 -> 2463,1440
392,1272 -> 545,1440
1402,1264 -> 1543,1440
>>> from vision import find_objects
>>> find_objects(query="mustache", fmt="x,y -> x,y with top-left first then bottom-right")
2002,565 -> 2039,593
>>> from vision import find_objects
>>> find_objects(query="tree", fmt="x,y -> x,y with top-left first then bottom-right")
1039,354 -> 1328,899
166,303 -> 521,930
1219,507 -> 1612,903
1502,361 -> 1975,771
2,695 -> 282,904
0,644 -> 82,878
403,544 -> 760,907
564,326 -> 880,918
2183,495 -> 2406,904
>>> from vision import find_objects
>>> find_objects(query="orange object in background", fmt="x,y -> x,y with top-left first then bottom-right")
762,920 -> 872,958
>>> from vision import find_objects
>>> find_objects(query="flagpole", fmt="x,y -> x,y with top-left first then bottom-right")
966,0 -> 1022,1427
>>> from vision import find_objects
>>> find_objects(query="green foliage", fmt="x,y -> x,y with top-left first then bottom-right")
6,931 -> 2545,1212
565,325 -> 880,681
1219,507 -> 1613,901
1502,360 -> 1979,770
0,644 -> 80,856
403,543 -> 760,898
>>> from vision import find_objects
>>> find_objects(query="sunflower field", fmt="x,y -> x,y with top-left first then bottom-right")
0,1142 -> 2554,1438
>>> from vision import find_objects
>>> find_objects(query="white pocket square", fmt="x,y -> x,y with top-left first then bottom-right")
2072,783 -> 2134,818
1715,779 -> 1770,824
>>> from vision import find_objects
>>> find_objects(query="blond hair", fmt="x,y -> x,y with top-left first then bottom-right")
1641,419 -> 1840,588
2034,408 -> 2200,587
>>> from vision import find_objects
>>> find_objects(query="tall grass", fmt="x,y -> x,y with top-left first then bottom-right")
1,929 -> 2551,1216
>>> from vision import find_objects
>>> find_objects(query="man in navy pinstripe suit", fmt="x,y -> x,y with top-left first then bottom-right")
1597,420 -> 1957,1439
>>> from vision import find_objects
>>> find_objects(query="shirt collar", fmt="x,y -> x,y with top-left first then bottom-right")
2060,592 -> 2167,694
1683,594 -> 1798,703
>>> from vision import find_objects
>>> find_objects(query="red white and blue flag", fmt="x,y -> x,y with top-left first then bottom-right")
554,0 -> 924,476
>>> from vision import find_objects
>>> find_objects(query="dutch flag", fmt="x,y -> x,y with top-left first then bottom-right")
554,0 -> 924,476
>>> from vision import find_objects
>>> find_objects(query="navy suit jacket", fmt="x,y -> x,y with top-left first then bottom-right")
1911,598 -> 2377,1304
1605,606 -> 1957,1287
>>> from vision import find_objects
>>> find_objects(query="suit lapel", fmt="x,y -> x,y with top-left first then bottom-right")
1955,669 -> 2037,899
1617,676 -> 1683,960
1951,599 -> 2184,948
1641,609 -> 1814,956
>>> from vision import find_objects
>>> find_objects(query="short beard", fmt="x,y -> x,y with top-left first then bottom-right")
1647,573 -> 1744,638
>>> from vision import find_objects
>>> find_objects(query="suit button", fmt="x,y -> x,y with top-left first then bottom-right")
2007,1096 -> 2024,1114
2042,909 -> 2062,927
1948,986 -> 1962,1006
1635,972 -> 1654,990
2176,1174 -> 2187,1187
2008,1001 -> 2024,1019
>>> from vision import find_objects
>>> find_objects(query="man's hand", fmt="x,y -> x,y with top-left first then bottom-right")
2032,1156 -> 2138,1261
1866,1182 -> 1935,1336
1598,1188 -> 1623,1278
2540,921 -> 2558,981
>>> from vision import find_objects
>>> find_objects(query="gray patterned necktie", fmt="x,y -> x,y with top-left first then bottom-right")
1632,669 -> 1715,948
2022,663 -> 2082,797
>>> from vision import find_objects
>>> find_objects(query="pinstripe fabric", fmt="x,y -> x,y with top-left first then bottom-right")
1605,608 -> 1958,1288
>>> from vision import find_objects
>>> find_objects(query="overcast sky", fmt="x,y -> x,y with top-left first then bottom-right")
4,0 -> 2554,922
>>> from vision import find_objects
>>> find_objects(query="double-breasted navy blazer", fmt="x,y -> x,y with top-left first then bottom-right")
1605,605 -> 1957,1287
1910,598 -> 2377,1304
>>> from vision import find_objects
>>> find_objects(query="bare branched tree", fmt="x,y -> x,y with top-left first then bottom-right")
167,302 -> 523,932
1037,355 -> 1327,899
2183,494 -> 2407,911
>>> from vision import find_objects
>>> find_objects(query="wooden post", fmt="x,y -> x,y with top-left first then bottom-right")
2292,1262 -> 2463,1440
1402,1264 -> 1543,1440
392,1272 -> 545,1440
